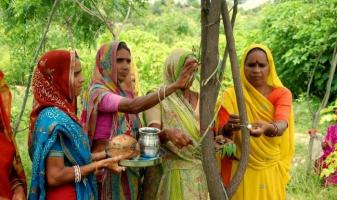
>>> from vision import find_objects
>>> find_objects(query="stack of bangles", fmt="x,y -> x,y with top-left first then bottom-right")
267,122 -> 279,137
73,165 -> 81,183
157,85 -> 167,102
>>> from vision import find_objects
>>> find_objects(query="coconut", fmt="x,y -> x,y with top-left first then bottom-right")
106,134 -> 140,159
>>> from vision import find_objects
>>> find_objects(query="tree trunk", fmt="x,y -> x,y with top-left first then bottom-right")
200,0 -> 226,199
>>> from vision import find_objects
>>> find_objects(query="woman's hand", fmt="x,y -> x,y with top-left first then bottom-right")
322,141 -> 328,150
222,114 -> 241,137
12,185 -> 26,200
214,135 -> 233,151
250,120 -> 274,137
99,155 -> 129,173
173,60 -> 198,89
163,128 -> 193,149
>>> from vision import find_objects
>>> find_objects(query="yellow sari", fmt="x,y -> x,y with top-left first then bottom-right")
217,44 -> 295,199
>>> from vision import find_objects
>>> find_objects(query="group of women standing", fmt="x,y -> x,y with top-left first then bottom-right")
0,42 -> 296,200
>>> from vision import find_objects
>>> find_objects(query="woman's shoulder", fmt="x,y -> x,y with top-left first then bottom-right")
273,87 -> 292,95
268,87 -> 293,105
270,87 -> 292,99
38,107 -> 68,119
36,107 -> 73,127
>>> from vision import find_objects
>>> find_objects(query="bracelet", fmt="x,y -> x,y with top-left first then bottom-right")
157,87 -> 162,102
73,165 -> 82,183
268,123 -> 279,137
10,182 -> 23,192
163,85 -> 167,99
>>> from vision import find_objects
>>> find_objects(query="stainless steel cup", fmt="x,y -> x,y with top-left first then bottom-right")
138,127 -> 160,158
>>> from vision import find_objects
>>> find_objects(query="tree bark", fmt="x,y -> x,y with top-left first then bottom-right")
221,0 -> 250,198
200,0 -> 226,199
306,39 -> 337,174
13,0 -> 60,134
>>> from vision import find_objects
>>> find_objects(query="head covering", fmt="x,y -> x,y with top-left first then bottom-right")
0,70 -> 27,195
0,71 -> 12,139
162,49 -> 200,142
81,41 -> 139,143
217,44 -> 295,199
29,50 -> 78,148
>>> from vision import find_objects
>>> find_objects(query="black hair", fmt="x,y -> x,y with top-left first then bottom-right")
117,41 -> 131,54
244,47 -> 267,64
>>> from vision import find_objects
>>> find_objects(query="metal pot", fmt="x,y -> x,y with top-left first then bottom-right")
138,127 -> 160,158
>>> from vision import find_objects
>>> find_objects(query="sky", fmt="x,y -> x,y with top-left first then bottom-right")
239,0 -> 269,10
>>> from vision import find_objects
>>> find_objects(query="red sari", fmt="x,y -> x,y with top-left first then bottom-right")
0,71 -> 27,199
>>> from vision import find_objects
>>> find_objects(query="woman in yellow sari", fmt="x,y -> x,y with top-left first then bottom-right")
216,44 -> 295,199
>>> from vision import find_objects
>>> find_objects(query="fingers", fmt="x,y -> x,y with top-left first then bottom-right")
184,59 -> 198,68
169,131 -> 192,149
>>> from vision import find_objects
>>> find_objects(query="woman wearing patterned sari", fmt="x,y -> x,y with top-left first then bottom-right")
142,49 -> 208,200
215,44 -> 295,199
28,50 -> 125,200
0,71 -> 27,200
81,42 -> 196,200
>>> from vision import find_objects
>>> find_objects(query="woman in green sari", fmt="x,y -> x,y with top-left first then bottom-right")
142,49 -> 208,200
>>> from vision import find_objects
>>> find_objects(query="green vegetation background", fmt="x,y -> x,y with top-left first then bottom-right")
1,0 -> 337,199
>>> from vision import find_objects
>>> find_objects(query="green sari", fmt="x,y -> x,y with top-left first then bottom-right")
142,49 -> 208,200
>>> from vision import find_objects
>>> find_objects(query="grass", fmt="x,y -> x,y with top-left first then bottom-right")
9,87 -> 337,199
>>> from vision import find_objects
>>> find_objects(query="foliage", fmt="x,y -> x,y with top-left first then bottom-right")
0,0 -> 145,85
245,0 -> 337,99
320,100 -> 337,124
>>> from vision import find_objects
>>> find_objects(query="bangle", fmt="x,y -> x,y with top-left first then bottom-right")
157,87 -> 162,102
163,85 -> 167,99
10,182 -> 23,192
268,123 -> 279,137
73,165 -> 82,183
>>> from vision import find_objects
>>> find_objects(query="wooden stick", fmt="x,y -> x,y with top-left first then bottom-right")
221,0 -> 250,198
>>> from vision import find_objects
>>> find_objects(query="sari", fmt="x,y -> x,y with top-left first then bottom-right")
81,42 -> 141,200
0,71 -> 27,199
216,44 -> 295,199
315,124 -> 337,186
142,49 -> 208,200
28,50 -> 97,200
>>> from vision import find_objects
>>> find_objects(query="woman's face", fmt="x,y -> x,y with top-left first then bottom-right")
116,49 -> 131,83
244,49 -> 269,88
73,59 -> 84,97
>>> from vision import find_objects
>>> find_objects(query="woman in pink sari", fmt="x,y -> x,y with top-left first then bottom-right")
315,108 -> 337,186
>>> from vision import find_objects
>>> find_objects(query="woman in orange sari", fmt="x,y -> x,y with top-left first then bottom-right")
216,44 -> 295,199
0,70 -> 27,200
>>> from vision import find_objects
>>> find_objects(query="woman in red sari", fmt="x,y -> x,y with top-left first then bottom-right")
0,70 -> 27,200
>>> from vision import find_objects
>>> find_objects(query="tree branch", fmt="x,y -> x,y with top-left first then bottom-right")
73,0 -> 103,21
13,0 -> 60,135
116,6 -> 131,39
306,38 -> 337,174
88,0 -> 117,39
221,0 -> 250,198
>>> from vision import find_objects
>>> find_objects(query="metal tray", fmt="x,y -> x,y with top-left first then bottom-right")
119,156 -> 162,168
